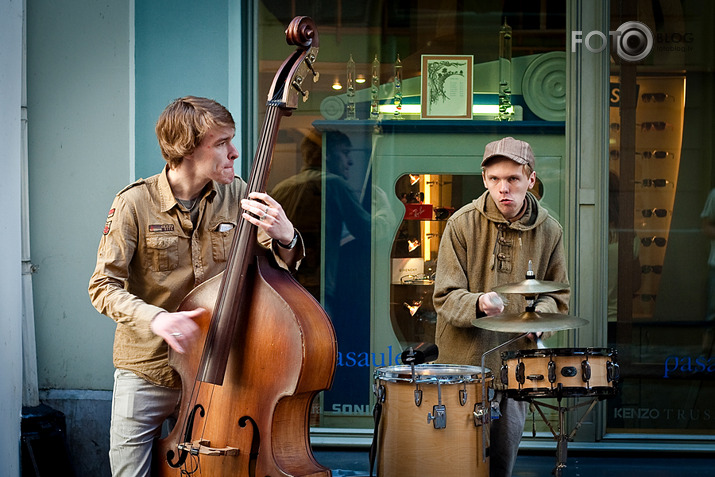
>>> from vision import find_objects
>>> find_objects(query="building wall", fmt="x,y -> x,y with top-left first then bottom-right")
1,1 -> 26,475
26,0 -> 133,473
25,0 -> 240,474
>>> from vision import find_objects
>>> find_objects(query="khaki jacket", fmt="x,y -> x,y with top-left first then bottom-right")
433,191 -> 570,377
88,167 -> 301,388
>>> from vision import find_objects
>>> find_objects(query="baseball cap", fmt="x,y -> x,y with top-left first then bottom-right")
481,137 -> 535,169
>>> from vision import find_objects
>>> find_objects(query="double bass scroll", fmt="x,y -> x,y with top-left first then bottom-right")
154,16 -> 337,477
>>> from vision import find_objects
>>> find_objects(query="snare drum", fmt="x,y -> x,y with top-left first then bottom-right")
373,364 -> 492,477
500,348 -> 619,399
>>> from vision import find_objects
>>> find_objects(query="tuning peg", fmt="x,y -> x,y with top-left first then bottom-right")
292,77 -> 310,102
305,56 -> 320,82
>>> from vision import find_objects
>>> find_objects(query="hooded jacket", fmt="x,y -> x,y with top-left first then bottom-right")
433,190 -> 570,377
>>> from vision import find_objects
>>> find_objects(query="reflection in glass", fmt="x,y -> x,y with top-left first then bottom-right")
640,236 -> 667,247
404,300 -> 423,316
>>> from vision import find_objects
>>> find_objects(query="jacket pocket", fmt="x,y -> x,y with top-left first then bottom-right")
210,220 -> 236,262
145,235 -> 179,271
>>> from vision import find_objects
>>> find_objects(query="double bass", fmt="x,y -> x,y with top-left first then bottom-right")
155,16 -> 337,477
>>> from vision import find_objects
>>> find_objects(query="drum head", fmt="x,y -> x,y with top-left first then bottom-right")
375,363 -> 490,384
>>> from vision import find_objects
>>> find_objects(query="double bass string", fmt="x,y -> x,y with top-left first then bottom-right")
156,18 -> 335,476
176,104 -> 284,471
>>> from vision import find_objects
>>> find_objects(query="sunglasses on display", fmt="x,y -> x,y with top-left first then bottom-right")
638,121 -> 672,132
641,236 -> 667,247
641,208 -> 668,218
400,274 -> 435,285
640,178 -> 671,188
401,191 -> 424,203
641,265 -> 663,274
434,207 -> 455,220
638,150 -> 673,159
641,93 -> 675,103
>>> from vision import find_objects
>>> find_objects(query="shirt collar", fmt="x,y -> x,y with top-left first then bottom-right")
158,165 -> 217,213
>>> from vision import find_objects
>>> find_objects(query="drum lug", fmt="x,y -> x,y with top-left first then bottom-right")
516,361 -> 525,385
427,404 -> 447,429
607,361 -> 620,383
548,359 -> 557,383
473,403 -> 487,427
414,388 -> 422,407
376,384 -> 386,404
500,364 -> 509,386
459,389 -> 468,406
581,360 -> 592,383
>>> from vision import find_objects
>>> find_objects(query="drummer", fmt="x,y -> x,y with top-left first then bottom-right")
433,137 -> 570,477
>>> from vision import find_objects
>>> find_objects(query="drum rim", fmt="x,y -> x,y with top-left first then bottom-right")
501,347 -> 617,360
374,363 -> 492,383
505,386 -> 618,399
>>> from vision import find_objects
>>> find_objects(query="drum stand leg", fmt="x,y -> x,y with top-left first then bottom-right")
529,397 -> 599,477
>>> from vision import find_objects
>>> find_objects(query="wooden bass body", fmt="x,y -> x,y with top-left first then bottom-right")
154,255 -> 337,477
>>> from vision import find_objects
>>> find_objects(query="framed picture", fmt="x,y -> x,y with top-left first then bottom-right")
421,55 -> 473,119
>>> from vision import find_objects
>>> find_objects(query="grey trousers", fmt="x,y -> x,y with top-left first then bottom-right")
489,394 -> 528,477
109,369 -> 180,477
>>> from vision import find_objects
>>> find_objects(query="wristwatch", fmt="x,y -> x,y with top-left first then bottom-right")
276,229 -> 298,250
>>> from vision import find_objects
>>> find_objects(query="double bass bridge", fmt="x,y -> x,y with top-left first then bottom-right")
178,439 -> 239,457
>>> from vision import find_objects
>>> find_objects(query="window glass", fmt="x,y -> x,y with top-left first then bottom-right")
607,1 -> 715,437
259,1 -> 567,430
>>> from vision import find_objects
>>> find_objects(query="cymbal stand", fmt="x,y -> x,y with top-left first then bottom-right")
478,332 -> 528,463
528,394 -> 600,477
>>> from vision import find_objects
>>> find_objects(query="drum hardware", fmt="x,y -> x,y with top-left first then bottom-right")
375,384 -> 386,404
470,265 -> 619,476
501,349 -> 618,399
472,403 -> 487,427
426,383 -> 447,429
581,358 -> 591,382
607,360 -> 620,382
427,404 -> 447,428
400,342 -> 439,366
401,343 -> 440,409
501,348 -> 620,477
548,360 -> 556,382
459,386 -> 468,406
413,388 -> 423,406
528,395 -> 601,477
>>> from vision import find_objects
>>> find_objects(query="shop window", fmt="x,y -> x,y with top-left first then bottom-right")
607,0 -> 715,438
258,1 -> 568,432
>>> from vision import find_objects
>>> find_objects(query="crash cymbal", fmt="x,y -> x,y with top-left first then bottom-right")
492,278 -> 570,295
471,311 -> 588,333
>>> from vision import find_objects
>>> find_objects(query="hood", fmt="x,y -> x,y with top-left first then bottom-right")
473,190 -> 549,231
